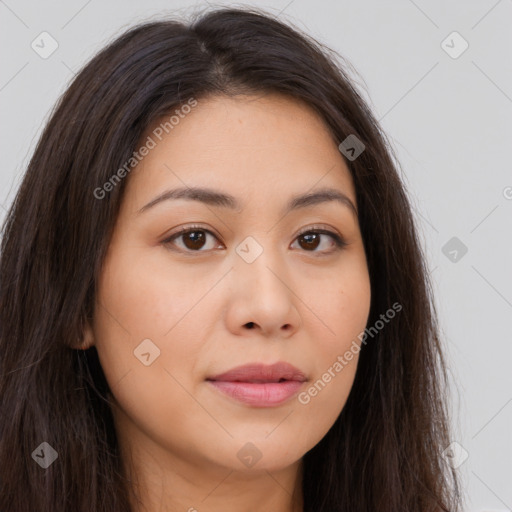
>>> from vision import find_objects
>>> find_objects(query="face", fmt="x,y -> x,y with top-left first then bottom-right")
86,93 -> 371,479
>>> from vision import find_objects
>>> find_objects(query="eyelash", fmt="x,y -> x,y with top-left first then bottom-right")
161,224 -> 348,255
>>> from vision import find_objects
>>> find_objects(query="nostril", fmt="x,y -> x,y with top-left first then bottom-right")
246,322 -> 255,329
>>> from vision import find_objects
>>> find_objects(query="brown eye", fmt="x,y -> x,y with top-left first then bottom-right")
181,230 -> 207,250
162,226 -> 221,252
298,232 -> 321,251
292,229 -> 347,254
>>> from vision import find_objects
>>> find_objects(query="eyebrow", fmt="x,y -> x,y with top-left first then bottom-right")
137,186 -> 358,218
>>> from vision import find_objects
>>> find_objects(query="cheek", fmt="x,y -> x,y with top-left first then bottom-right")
91,245 -> 211,396
302,251 -> 371,350
91,248 -> 217,454
294,256 -> 370,421
95,240 -> 218,342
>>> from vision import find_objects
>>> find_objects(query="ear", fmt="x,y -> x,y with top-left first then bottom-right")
71,317 -> 96,350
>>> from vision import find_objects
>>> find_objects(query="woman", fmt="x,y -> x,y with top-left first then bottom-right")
0,6 -> 460,511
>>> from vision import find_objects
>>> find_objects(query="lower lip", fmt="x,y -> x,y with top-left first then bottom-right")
207,380 -> 304,407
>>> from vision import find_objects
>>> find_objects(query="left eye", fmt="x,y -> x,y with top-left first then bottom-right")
291,229 -> 347,253
162,226 -> 347,254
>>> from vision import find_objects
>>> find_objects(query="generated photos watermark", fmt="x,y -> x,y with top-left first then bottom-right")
298,301 -> 402,404
93,97 -> 198,200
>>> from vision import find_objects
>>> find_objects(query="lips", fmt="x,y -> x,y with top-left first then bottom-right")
207,362 -> 307,383
206,362 -> 307,407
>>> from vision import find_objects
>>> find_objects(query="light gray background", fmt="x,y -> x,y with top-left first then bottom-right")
1,1 -> 511,510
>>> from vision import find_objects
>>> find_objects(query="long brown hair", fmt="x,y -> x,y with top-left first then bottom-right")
0,6 -> 460,511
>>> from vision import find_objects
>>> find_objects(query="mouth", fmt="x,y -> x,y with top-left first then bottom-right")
206,362 -> 307,407
207,361 -> 307,383
224,378 -> 290,383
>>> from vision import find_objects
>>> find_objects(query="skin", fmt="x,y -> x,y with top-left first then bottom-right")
82,93 -> 372,512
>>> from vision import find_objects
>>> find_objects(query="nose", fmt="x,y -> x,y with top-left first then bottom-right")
224,244 -> 302,339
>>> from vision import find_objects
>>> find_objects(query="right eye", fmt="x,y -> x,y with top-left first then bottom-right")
161,225 -> 223,253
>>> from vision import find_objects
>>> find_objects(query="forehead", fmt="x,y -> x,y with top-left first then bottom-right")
123,93 -> 356,211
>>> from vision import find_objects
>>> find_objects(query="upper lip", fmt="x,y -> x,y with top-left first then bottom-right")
207,362 -> 307,383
